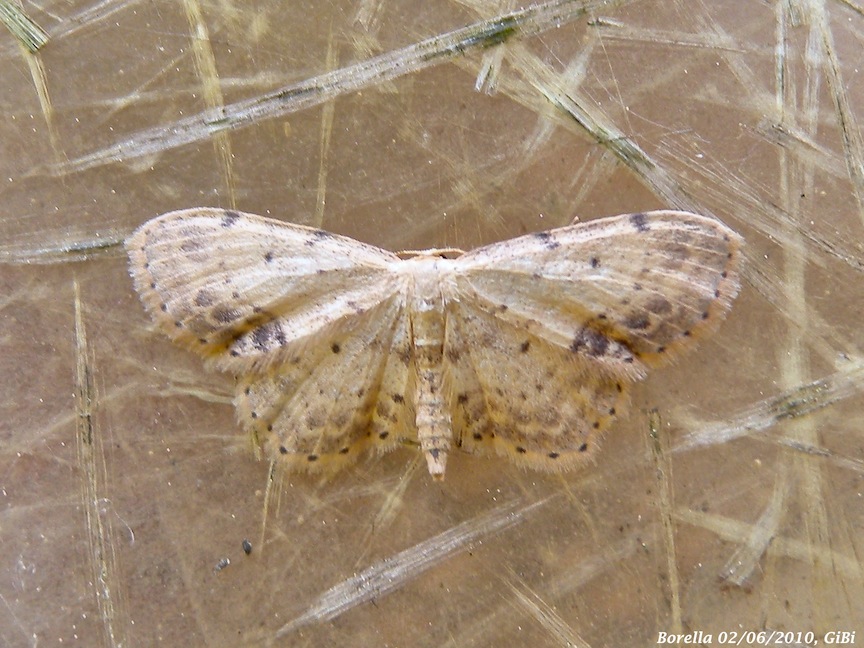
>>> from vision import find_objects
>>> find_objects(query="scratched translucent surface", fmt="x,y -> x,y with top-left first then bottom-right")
2,1 -> 863,646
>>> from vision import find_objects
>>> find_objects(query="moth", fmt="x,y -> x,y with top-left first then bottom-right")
127,208 -> 742,480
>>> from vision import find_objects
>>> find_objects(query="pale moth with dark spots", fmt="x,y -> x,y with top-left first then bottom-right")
127,208 -> 742,480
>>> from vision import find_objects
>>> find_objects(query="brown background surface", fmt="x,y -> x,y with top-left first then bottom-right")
1,1 -> 863,646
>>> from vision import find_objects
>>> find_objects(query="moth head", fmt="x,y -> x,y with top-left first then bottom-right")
396,247 -> 464,260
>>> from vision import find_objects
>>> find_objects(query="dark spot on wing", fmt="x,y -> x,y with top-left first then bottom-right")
307,454 -> 318,462
392,393 -> 405,404
306,412 -> 324,429
378,432 -> 389,440
221,211 -> 240,228
331,342 -> 341,354
548,452 -> 559,459
252,326 -> 270,351
195,291 -> 214,307
279,446 -> 288,454
578,443 -> 588,452
339,447 -> 350,454
397,346 -> 412,365
213,307 -> 241,324
457,393 -> 469,405
347,300 -> 366,314
472,432 -> 483,440
249,320 -> 287,349
515,446 -> 527,453
590,256 -> 600,268
623,313 -> 650,330
520,340 -> 531,353
533,230 -> 560,250
630,212 -> 649,232
645,296 -> 672,315
570,327 -> 610,356
264,251 -> 274,263
306,229 -> 334,246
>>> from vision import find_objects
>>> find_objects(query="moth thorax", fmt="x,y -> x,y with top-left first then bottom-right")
402,256 -> 455,315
